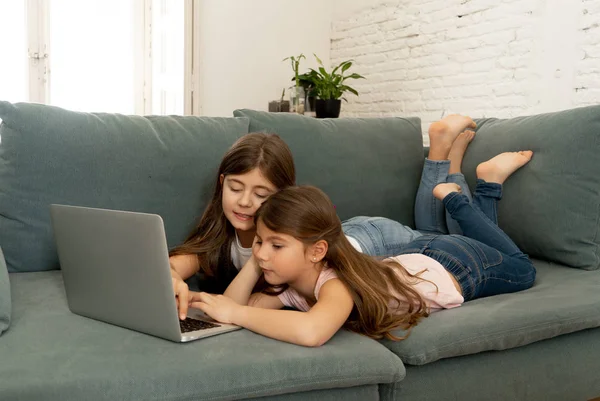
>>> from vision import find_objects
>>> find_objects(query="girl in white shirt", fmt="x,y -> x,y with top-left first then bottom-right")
168,133 -> 295,319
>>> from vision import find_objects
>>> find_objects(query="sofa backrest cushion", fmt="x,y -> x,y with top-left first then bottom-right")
0,101 -> 250,272
462,105 -> 600,270
233,109 -> 424,224
0,247 -> 10,336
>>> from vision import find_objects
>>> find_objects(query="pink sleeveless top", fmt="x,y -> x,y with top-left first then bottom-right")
278,253 -> 464,312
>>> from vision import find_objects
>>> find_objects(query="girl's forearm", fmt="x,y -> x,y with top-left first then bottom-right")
233,306 -> 324,347
223,259 -> 262,305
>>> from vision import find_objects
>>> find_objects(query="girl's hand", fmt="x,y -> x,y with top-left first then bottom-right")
190,292 -> 241,324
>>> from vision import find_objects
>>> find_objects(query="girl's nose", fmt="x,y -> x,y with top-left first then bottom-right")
238,191 -> 252,207
254,244 -> 267,261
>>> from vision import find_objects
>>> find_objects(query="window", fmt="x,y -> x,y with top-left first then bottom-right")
0,1 -> 28,103
0,0 -> 187,115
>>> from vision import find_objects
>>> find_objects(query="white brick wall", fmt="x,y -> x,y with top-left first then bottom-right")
331,0 -> 600,139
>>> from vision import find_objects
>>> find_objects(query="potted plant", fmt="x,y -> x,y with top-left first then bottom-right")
283,53 -> 306,114
307,54 -> 365,118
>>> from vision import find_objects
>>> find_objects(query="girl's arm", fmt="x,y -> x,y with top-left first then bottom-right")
191,279 -> 355,347
223,256 -> 262,305
169,254 -> 199,279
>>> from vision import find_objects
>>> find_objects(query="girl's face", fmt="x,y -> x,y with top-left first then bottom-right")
220,168 -> 277,235
253,221 -> 315,287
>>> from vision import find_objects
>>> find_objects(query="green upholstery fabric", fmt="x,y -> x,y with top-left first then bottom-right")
233,109 -> 424,225
0,101 -> 250,272
462,106 -> 600,270
394,327 -> 600,401
0,247 -> 10,336
254,386 -> 380,401
381,259 -> 600,365
0,271 -> 405,401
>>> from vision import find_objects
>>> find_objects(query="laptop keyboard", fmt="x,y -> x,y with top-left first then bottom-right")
179,317 -> 221,333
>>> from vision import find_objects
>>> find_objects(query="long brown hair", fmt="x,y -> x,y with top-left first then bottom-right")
255,185 -> 430,341
170,133 -> 295,290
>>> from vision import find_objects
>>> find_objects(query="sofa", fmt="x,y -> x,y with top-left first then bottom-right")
1,101 -> 599,401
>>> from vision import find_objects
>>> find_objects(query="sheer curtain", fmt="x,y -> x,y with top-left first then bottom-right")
0,0 -> 184,116
49,0 -> 136,114
0,1 -> 28,104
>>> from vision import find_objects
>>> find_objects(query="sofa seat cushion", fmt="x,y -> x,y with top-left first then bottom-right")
381,259 -> 600,365
233,109 -> 424,226
0,101 -> 250,273
0,272 -> 405,401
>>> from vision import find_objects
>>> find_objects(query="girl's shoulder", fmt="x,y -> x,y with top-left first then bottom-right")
315,268 -> 339,299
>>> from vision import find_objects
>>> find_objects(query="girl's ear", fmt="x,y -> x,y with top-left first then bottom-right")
219,174 -> 225,186
309,240 -> 328,263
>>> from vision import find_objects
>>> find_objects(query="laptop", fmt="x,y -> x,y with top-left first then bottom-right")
49,204 -> 242,342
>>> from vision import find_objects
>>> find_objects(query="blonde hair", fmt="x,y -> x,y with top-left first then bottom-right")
255,185 -> 429,341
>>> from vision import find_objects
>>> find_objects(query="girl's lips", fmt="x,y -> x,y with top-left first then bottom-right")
233,212 -> 253,221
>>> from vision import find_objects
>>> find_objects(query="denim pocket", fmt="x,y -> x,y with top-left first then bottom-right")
424,249 -> 471,282
462,239 -> 503,270
367,217 -> 421,251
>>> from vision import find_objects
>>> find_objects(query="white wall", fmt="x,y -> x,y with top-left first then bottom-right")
197,1 -> 332,116
331,0 -> 600,133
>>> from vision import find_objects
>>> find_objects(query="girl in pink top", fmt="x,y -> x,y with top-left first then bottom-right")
190,152 -> 535,347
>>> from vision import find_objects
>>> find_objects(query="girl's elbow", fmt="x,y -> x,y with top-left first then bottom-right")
297,327 -> 333,347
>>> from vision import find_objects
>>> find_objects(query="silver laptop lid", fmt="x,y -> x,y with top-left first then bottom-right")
50,204 -> 182,342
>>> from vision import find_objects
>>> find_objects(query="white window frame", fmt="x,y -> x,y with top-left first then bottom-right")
184,0 -> 201,115
133,0 -> 153,115
26,0 -> 50,104
22,0 -> 197,115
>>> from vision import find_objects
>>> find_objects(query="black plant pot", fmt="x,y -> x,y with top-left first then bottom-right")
315,99 -> 341,118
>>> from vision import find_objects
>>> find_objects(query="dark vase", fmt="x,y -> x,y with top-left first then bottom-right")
315,99 -> 341,118
307,95 -> 316,113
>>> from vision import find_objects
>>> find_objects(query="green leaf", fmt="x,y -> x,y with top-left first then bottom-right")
341,61 -> 353,73
314,53 -> 324,66
346,73 -> 365,80
343,85 -> 359,96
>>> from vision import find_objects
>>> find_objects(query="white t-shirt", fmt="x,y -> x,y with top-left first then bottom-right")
230,233 -> 253,270
346,236 -> 362,252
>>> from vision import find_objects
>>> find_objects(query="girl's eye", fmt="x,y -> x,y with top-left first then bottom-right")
229,186 -> 242,193
272,244 -> 282,250
254,240 -> 262,245
255,193 -> 269,199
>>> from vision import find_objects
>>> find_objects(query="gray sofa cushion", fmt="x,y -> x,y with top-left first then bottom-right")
0,247 -> 10,336
381,259 -> 600,365
463,105 -> 600,270
1,271 -> 405,401
233,109 -> 424,226
0,101 -> 250,272
399,327 -> 600,401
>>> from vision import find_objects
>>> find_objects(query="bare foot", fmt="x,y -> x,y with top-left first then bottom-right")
428,115 -> 477,160
448,130 -> 476,174
476,151 -> 533,184
433,183 -> 462,201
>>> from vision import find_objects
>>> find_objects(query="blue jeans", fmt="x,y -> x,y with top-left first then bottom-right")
342,159 -> 470,256
415,158 -> 472,235
397,181 -> 536,301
